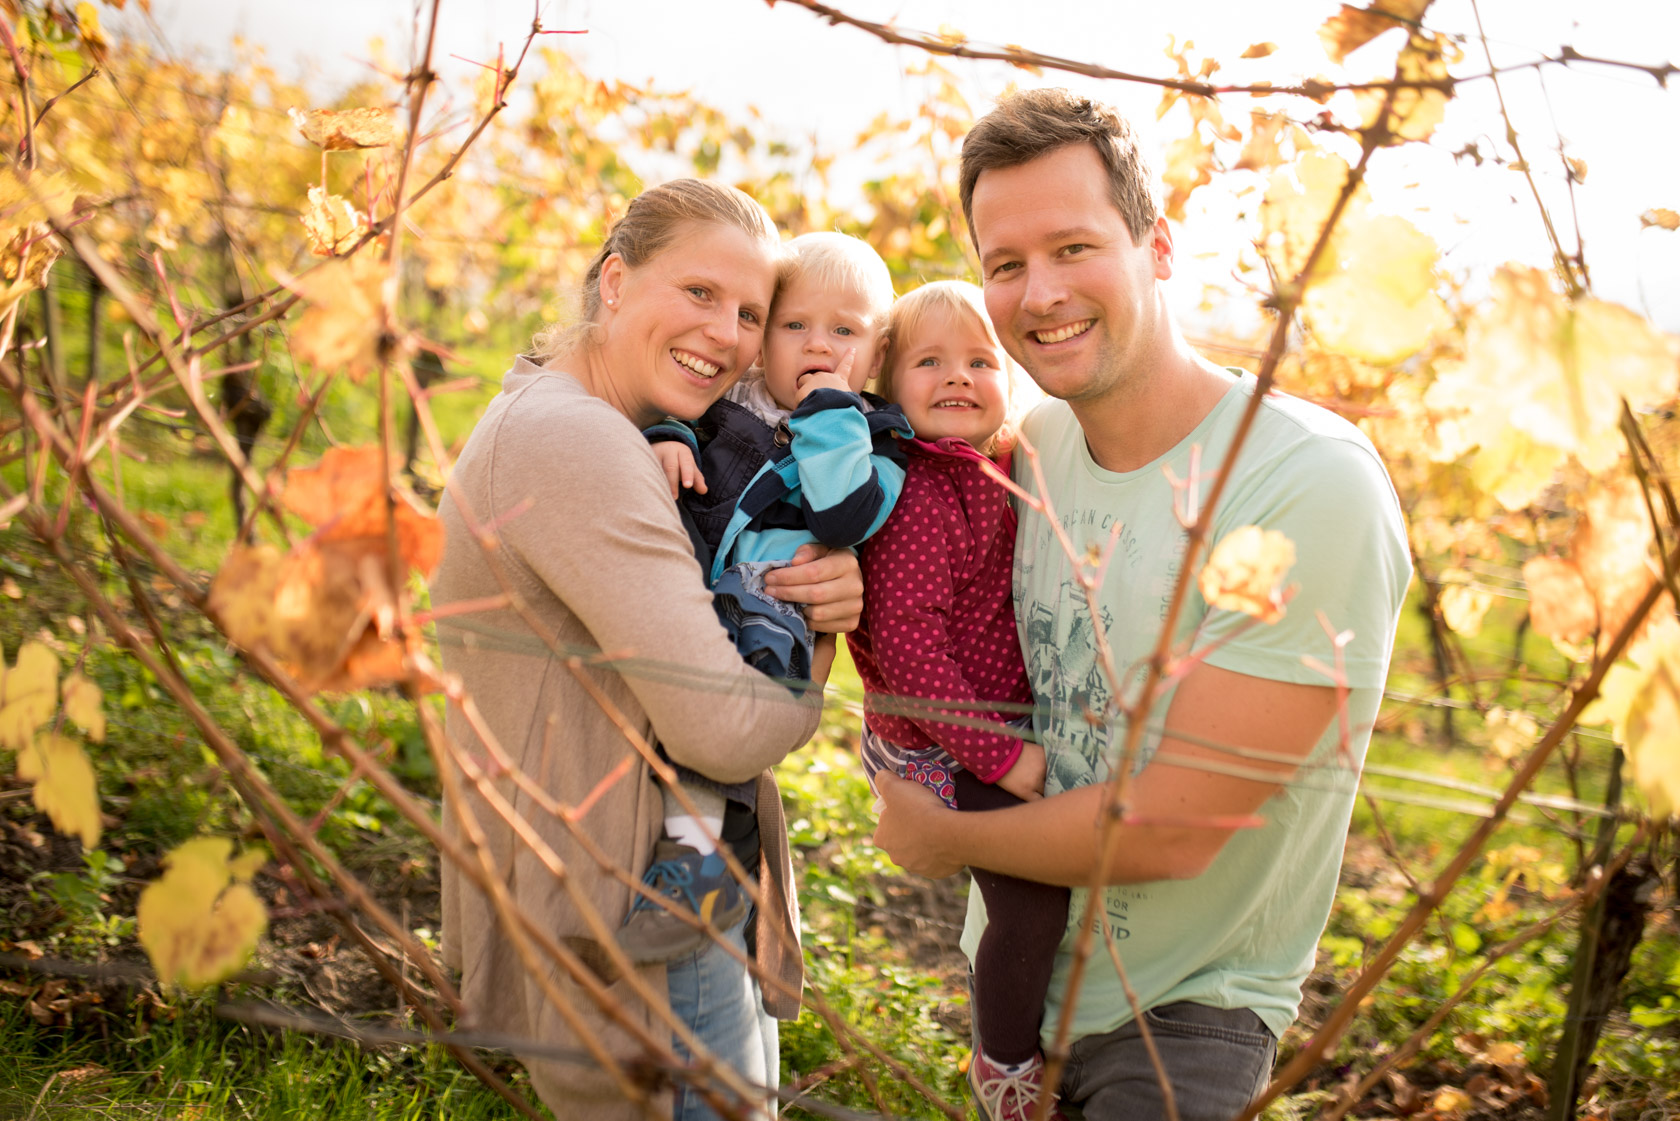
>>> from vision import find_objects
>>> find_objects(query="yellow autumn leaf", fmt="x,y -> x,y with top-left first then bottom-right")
1437,569 -> 1493,637
300,187 -> 366,257
283,254 -> 389,379
1465,426 -> 1566,512
1241,41 -> 1279,59
1302,213 -> 1449,363
229,846 -> 270,882
138,837 -> 269,989
1430,1085 -> 1472,1118
1161,130 -> 1215,222
1484,705 -> 1538,761
1260,151 -> 1371,281
1641,208 -> 1679,231
17,732 -> 101,848
1199,526 -> 1296,623
62,672 -> 104,743
289,107 -> 398,151
213,104 -> 258,163
1427,266 -> 1679,490
1354,32 -> 1457,144
1582,616 -> 1680,816
0,640 -> 59,750
74,1 -> 108,56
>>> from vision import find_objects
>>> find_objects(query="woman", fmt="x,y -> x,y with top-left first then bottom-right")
431,179 -> 859,1120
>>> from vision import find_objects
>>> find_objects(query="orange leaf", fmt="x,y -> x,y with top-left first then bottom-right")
1234,112 -> 1287,173
207,545 -> 283,656
1318,0 -> 1431,63
279,446 -> 444,576
269,541 -> 367,681
1522,555 -> 1595,645
1641,207 -> 1679,231
1574,477 -> 1663,647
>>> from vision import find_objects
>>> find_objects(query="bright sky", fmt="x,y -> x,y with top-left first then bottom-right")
122,0 -> 1679,331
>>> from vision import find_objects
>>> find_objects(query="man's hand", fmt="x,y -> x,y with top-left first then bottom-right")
794,349 -> 856,404
653,441 -> 706,501
763,544 -> 863,632
873,775 -> 963,878
993,741 -> 1047,802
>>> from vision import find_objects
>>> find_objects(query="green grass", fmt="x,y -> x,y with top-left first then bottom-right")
0,997 -> 533,1120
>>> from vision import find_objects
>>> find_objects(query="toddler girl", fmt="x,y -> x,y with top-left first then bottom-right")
847,281 -> 1070,1121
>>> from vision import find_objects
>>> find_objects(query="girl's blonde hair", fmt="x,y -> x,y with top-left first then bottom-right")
531,178 -> 779,364
877,280 -> 1019,456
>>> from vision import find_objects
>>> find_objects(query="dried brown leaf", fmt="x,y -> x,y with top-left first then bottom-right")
290,107 -> 398,151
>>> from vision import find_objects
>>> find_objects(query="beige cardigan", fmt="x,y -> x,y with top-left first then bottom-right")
432,359 -> 820,1118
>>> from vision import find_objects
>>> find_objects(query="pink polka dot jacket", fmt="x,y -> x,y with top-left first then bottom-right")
849,436 -> 1033,783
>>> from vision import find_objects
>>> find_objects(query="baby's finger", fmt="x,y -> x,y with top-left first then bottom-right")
691,466 -> 708,495
662,458 -> 682,501
834,348 -> 856,381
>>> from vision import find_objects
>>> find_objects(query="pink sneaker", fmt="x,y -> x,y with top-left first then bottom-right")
968,1050 -> 1067,1121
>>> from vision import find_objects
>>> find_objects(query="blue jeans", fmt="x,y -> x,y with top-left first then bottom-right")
667,905 -> 778,1121
1055,1002 -> 1277,1121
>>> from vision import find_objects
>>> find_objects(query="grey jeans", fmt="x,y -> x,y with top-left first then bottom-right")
1054,1002 -> 1277,1121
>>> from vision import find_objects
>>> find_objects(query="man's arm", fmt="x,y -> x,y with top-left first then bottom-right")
872,661 -> 1338,885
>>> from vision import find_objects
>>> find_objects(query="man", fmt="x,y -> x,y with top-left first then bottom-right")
872,88 -> 1412,1120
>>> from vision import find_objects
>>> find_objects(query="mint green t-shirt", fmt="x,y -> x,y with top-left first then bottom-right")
959,372 -> 1411,1044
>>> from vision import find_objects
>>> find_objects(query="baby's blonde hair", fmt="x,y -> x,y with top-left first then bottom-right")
776,231 -> 896,327
878,280 -> 1018,456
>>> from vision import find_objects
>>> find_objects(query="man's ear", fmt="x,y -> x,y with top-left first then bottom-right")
598,252 -> 626,310
1149,216 -> 1174,281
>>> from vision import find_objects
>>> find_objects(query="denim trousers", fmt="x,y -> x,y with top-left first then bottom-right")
667,905 -> 779,1121
1054,1002 -> 1277,1121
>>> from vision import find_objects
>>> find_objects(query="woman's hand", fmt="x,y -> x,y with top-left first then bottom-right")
764,545 -> 863,632
872,776 -> 964,878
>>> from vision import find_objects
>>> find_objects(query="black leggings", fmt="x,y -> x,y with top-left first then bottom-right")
953,769 -> 1073,1065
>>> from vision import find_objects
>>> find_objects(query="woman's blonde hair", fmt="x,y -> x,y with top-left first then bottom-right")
877,280 -> 1018,456
531,179 -> 779,364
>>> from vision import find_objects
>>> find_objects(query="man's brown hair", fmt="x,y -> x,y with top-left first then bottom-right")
959,88 -> 1160,247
